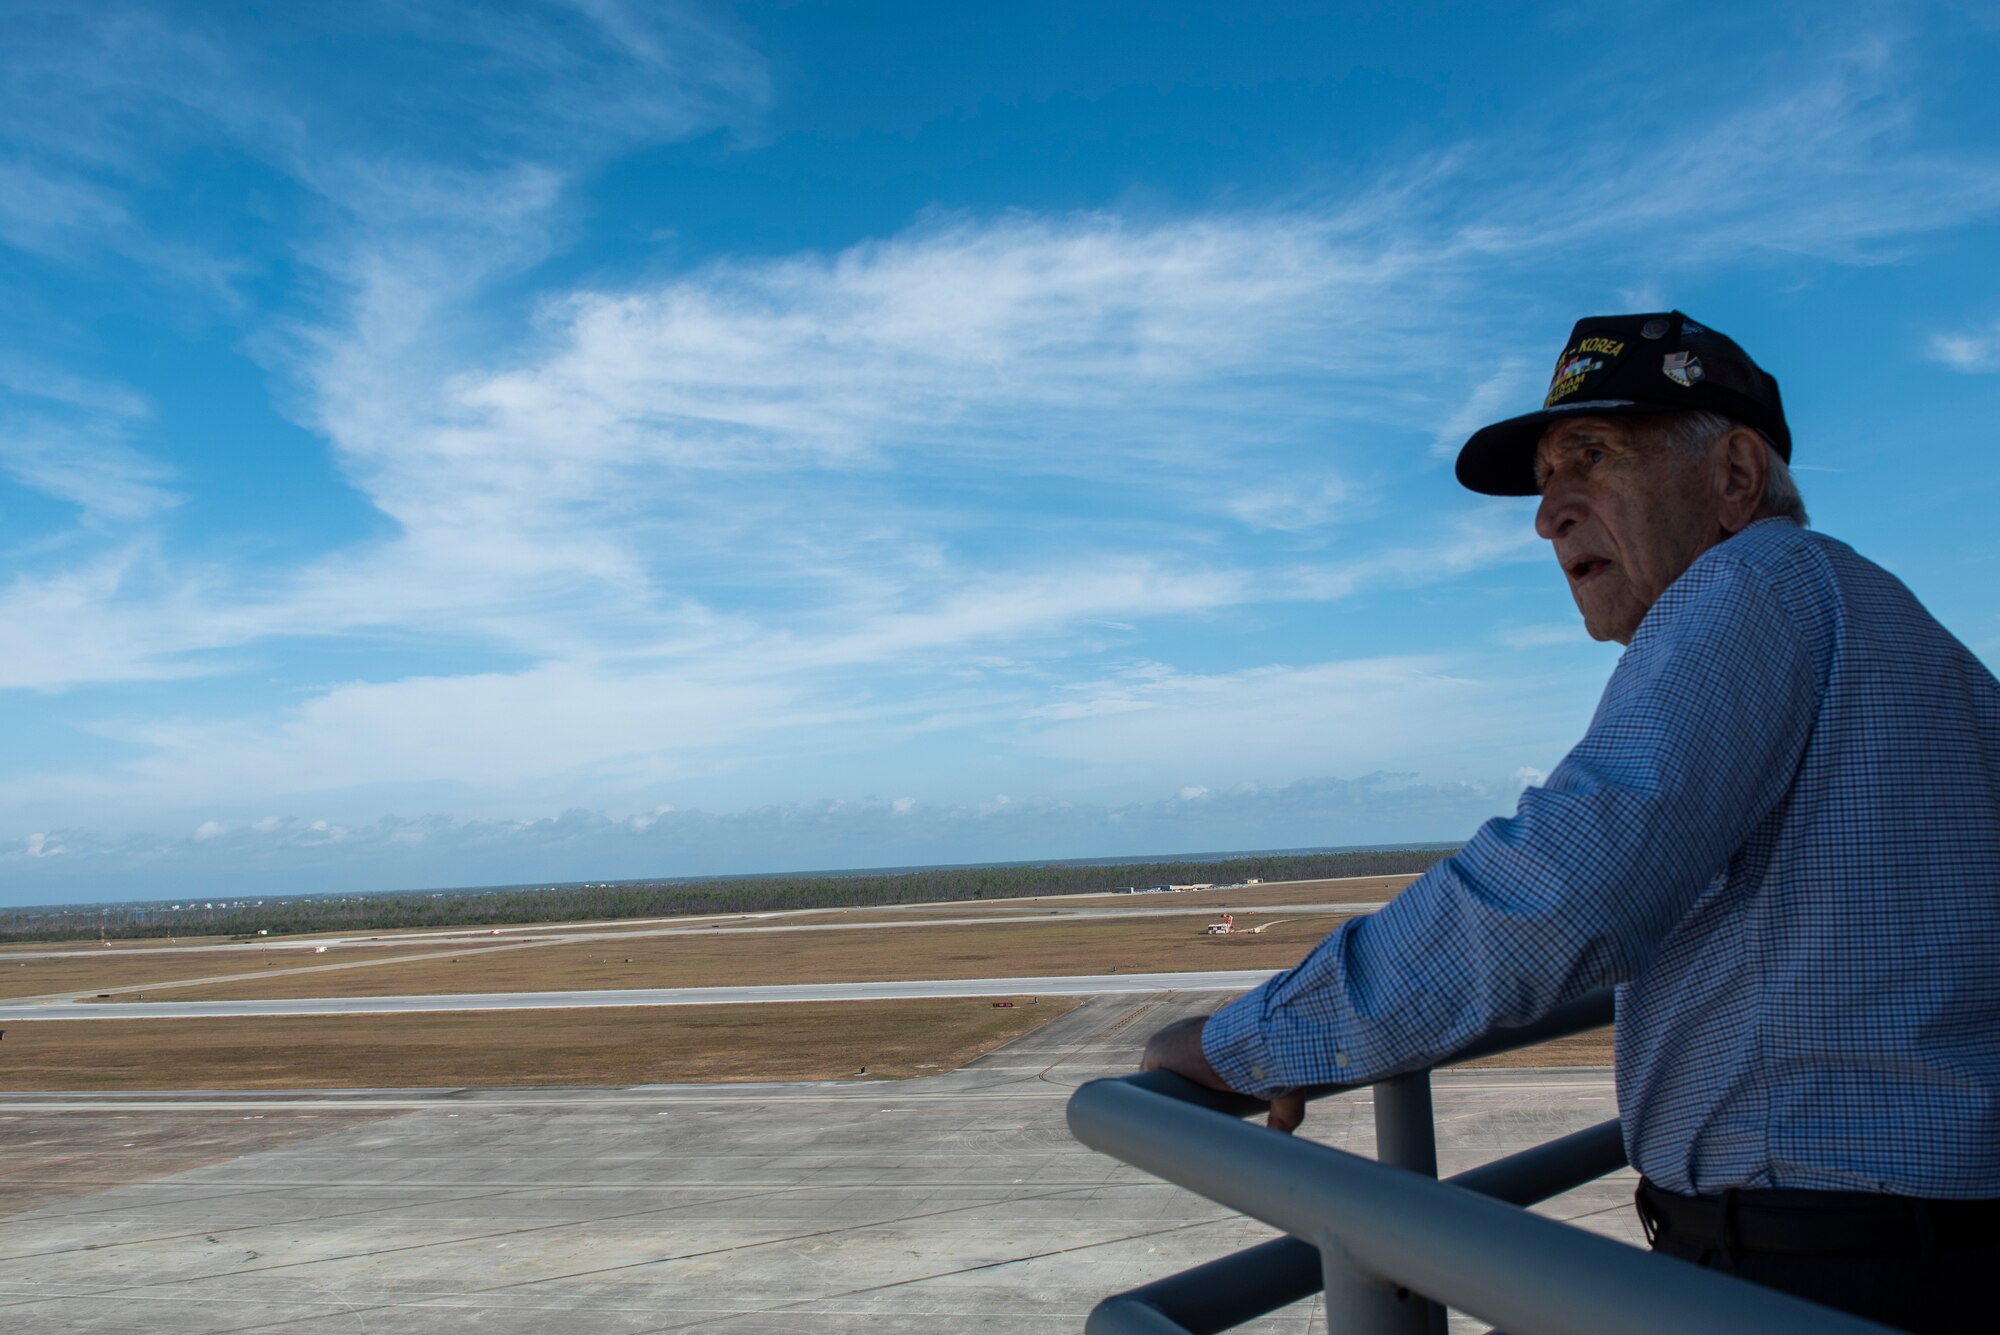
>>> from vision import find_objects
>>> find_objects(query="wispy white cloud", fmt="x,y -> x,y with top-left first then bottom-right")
0,160 -> 130,259
1926,321 -> 2000,373
1494,622 -> 1591,651
1222,476 -> 1352,532
106,661 -> 802,799
1431,359 -> 1540,461
1616,283 -> 1669,312
0,546 -> 224,691
1025,656 -> 1495,780
1272,505 -> 1547,604
0,423 -> 179,523
0,353 -> 176,525
1449,37 -> 2000,267
0,356 -> 150,420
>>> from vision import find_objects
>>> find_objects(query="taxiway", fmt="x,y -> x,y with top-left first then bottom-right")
0,993 -> 1632,1334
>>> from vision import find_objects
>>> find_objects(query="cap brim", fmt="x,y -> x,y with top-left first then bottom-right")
1454,399 -> 1675,496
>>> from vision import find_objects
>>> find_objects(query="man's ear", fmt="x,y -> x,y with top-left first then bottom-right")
1714,427 -> 1769,534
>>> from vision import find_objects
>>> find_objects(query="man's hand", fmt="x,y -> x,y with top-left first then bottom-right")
1139,1014 -> 1222,1085
1140,1014 -> 1306,1134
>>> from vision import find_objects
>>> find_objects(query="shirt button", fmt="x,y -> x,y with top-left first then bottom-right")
1334,1051 -> 1351,1069
1250,1064 -> 1266,1081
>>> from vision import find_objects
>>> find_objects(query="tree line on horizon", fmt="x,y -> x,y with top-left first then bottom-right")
0,847 -> 1457,943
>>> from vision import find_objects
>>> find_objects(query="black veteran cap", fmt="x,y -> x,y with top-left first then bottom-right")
1455,311 -> 1791,496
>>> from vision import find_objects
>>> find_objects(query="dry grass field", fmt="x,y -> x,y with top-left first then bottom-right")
0,940 -> 516,1000
120,911 -> 1356,1002
0,996 -> 1075,1091
1461,1028 -> 1614,1069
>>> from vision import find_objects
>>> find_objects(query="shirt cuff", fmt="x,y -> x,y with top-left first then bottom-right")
1201,981 -> 1291,1099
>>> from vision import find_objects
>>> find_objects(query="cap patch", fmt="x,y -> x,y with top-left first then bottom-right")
1543,336 -> 1626,407
1663,351 -> 1703,387
1545,354 -> 1601,404
1641,318 -> 1670,339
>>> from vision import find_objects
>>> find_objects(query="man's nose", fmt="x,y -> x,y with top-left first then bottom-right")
1535,480 -> 1580,540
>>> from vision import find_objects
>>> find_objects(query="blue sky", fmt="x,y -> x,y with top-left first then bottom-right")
5,2 -> 1999,905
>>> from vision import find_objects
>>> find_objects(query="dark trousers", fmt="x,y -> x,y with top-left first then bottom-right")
1636,1178 -> 2000,1333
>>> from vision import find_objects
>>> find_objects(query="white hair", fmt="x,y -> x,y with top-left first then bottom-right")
1653,410 -> 1809,528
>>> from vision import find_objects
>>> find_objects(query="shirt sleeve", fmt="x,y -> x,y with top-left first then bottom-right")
1202,552 -> 1823,1099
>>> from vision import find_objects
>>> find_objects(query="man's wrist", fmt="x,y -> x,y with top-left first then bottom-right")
1200,991 -> 1287,1098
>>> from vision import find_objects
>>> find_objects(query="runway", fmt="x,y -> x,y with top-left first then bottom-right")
0,993 -> 1630,1334
0,896 -> 1385,964
0,968 -> 1281,1022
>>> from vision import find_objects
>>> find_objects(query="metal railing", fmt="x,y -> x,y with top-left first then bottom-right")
1066,991 -> 1895,1334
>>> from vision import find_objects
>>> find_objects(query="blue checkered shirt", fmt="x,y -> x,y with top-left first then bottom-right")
1203,519 -> 2000,1197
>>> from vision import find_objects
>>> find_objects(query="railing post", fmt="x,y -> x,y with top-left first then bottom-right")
1319,1228 -> 1435,1334
1312,1071 -> 1440,1335
1381,1071 -> 1448,1333
1373,1071 -> 1439,1178
1316,1070 -> 1444,1334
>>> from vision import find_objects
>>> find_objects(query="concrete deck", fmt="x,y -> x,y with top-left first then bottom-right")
0,994 -> 1636,1333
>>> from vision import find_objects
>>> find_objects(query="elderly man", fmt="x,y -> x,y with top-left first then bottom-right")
1141,312 -> 2000,1331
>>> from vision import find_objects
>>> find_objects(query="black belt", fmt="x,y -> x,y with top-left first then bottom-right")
1636,1178 -> 2000,1256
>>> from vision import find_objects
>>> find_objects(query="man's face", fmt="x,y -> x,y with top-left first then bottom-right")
1533,417 -> 1725,644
